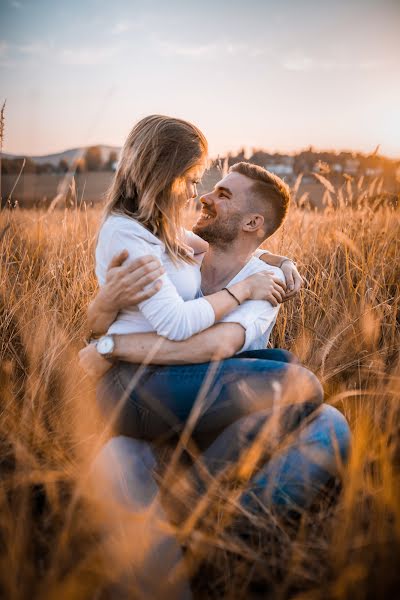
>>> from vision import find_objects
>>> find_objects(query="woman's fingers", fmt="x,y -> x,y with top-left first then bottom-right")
271,287 -> 284,304
272,276 -> 286,293
266,294 -> 278,307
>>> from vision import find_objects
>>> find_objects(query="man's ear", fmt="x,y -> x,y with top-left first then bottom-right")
243,214 -> 264,233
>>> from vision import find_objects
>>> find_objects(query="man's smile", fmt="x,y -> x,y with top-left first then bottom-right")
196,208 -> 217,224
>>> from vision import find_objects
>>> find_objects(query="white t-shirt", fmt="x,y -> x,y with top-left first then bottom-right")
213,255 -> 284,353
95,214 -> 284,352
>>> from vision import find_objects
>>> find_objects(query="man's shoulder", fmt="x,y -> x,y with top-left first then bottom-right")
238,256 -> 285,282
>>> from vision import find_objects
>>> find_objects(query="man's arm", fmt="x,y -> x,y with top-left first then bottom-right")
114,323 -> 245,364
254,249 -> 303,297
78,323 -> 245,378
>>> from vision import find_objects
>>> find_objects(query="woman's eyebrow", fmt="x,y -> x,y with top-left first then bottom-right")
215,185 -> 232,197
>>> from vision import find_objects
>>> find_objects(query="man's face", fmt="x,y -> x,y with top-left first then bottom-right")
192,172 -> 254,245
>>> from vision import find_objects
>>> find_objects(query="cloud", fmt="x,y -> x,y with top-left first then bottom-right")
17,42 -> 48,56
111,19 -> 144,35
10,0 -> 22,8
0,41 -> 14,68
282,53 -> 386,72
154,37 -> 268,59
59,44 -> 121,66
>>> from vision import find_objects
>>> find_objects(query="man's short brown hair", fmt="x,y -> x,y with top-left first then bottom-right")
230,162 -> 290,238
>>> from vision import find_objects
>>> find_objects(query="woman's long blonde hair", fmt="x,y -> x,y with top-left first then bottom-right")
103,115 -> 208,263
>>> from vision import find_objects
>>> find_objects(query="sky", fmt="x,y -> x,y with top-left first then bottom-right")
1,0 -> 399,158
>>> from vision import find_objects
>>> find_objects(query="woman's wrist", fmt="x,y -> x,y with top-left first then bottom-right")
229,280 -> 249,304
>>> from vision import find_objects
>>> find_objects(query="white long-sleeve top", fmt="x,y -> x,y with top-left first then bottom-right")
95,214 -> 215,341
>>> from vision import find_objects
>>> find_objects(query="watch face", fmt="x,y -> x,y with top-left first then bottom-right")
97,336 -> 114,355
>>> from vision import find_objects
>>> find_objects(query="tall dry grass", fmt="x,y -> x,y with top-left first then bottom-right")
0,187 -> 399,598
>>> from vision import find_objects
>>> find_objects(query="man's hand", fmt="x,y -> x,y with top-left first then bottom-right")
280,260 -> 303,301
103,250 -> 165,312
78,343 -> 113,379
87,251 -> 165,338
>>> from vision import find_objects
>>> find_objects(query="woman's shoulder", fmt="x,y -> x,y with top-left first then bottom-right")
100,213 -> 164,247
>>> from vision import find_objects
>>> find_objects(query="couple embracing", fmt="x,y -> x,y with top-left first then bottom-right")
79,115 -> 350,598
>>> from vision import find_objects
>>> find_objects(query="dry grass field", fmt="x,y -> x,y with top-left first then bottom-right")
0,184 -> 399,598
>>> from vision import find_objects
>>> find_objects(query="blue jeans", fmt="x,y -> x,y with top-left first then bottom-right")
93,404 -> 350,599
96,349 -> 324,447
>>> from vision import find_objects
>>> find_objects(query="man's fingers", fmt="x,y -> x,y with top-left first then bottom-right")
132,280 -> 163,303
107,249 -> 129,270
285,271 -> 295,292
125,256 -> 161,273
132,266 -> 164,289
292,272 -> 304,292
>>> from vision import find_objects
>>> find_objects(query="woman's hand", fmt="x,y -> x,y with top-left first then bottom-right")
102,250 -> 165,312
280,260 -> 303,301
240,271 -> 287,306
78,343 -> 113,379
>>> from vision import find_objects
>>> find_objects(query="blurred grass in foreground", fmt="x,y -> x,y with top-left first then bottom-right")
0,193 -> 399,599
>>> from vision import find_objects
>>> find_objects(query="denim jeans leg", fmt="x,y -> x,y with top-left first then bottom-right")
240,404 -> 351,512
166,404 -> 350,522
92,436 -> 192,600
97,359 -> 324,445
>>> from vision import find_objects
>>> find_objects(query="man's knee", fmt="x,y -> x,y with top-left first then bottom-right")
315,404 -> 351,462
284,365 -> 324,407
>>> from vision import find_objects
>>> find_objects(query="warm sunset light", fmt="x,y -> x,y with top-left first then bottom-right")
1,0 -> 399,158
0,2 -> 399,599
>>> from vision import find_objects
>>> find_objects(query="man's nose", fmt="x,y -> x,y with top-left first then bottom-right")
199,193 -> 212,206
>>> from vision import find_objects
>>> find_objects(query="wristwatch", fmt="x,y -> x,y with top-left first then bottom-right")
96,335 -> 116,362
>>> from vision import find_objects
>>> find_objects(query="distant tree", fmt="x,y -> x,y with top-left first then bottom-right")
37,162 -> 56,174
84,146 -> 103,171
2,157 -> 37,174
58,159 -> 69,173
74,157 -> 86,174
105,150 -> 118,171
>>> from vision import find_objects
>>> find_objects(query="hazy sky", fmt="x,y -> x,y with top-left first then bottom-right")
1,0 -> 399,158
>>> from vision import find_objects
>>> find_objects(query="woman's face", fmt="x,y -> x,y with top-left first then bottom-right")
184,162 -> 206,201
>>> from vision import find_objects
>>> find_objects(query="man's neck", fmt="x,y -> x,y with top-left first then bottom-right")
200,238 -> 256,295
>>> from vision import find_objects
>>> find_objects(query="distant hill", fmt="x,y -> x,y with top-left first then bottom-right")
1,145 -> 121,167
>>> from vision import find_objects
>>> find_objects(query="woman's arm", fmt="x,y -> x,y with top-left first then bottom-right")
184,229 -> 209,255
87,251 -> 164,337
95,228 -> 286,342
